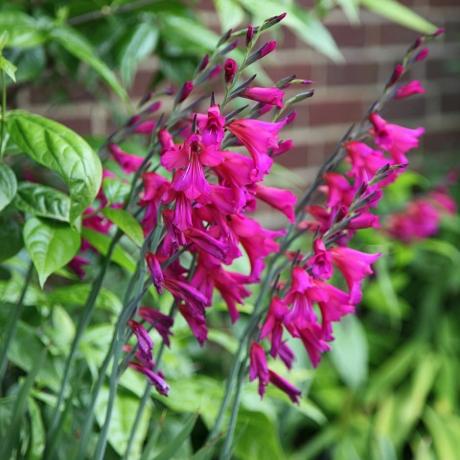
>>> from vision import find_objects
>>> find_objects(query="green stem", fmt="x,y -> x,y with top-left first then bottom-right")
219,358 -> 247,460
0,262 -> 33,388
0,70 -> 6,158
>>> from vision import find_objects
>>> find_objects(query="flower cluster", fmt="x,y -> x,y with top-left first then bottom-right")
387,187 -> 456,242
67,16 -> 438,402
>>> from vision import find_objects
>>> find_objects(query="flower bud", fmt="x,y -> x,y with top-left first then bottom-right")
261,12 -> 287,31
217,28 -> 233,47
246,24 -> 254,45
387,63 -> 404,87
198,54 -> 209,72
176,80 -> 194,103
246,40 -> 277,66
146,252 -> 164,293
415,47 -> 429,62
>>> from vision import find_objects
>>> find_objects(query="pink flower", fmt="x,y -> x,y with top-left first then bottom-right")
228,214 -> 284,281
388,63 -> 404,87
345,141 -> 389,182
260,297 -> 289,357
307,239 -> 333,280
249,342 -> 269,397
369,113 -> 424,164
254,184 -> 297,222
184,227 -> 228,261
197,105 -> 225,146
298,324 -> 330,368
177,81 -> 194,103
179,302 -> 208,344
415,47 -> 429,62
139,307 -> 174,347
395,80 -> 425,100
68,255 -> 89,279
323,172 -> 355,208
268,370 -> 301,403
140,172 -> 170,234
134,120 -> 156,135
146,252 -> 165,293
240,87 -> 284,108
227,117 -> 287,178
330,247 -> 381,303
109,143 -> 144,174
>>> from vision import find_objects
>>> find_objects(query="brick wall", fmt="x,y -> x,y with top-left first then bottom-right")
18,0 -> 460,184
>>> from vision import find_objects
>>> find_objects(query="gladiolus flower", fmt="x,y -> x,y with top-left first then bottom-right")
109,143 -> 144,174
395,80 -> 425,99
268,370 -> 301,403
249,342 -> 269,397
240,87 -> 284,108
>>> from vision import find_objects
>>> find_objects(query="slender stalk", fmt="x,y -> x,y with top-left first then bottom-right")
219,358 -> 247,460
0,70 -> 6,158
0,262 -> 33,388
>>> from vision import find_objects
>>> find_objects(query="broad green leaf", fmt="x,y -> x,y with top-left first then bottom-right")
360,0 -> 437,34
14,182 -> 71,222
95,387 -> 152,458
23,217 -> 80,287
102,177 -> 130,204
154,414 -> 198,460
0,213 -> 23,262
102,207 -> 144,247
213,0 -> 245,32
44,305 -> 75,353
6,110 -> 102,221
234,410 -> 284,460
0,164 -> 17,211
118,22 -> 158,85
0,55 -> 17,82
46,284 -> 122,313
330,315 -> 368,389
50,26 -> 128,100
82,228 -> 136,273
0,12 -> 46,48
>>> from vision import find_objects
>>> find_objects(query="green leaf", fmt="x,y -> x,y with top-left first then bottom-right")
0,164 -> 17,211
337,0 -> 360,23
0,12 -> 46,48
234,410 -> 284,460
102,178 -> 130,204
330,315 -> 368,389
23,217 -> 80,287
102,207 -> 144,247
424,408 -> 458,460
118,22 -> 158,86
27,397 -> 45,460
213,0 -> 245,32
14,182 -> 71,222
0,55 -> 17,82
11,47 -> 46,84
6,110 -> 102,221
82,228 -> 136,273
154,414 -> 198,460
95,387 -> 152,457
360,0 -> 437,34
50,26 -> 128,100
0,212 -> 23,262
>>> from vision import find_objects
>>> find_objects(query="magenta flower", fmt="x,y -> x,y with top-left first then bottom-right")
307,239 -> 333,280
345,141 -> 389,182
330,247 -> 381,303
395,80 -> 425,100
184,227 -> 228,261
179,302 -> 208,344
227,117 -> 287,178
134,120 -> 156,135
197,105 -> 226,146
129,362 -> 169,396
68,255 -> 89,280
298,324 -> 331,368
370,112 -> 424,164
260,297 -> 290,357
249,342 -> 269,397
146,252 -> 165,293
240,87 -> 284,108
109,143 -> 144,174
139,307 -> 174,347
177,80 -> 194,103
268,370 -> 301,403
224,58 -> 238,83
254,184 -> 297,222
128,320 -> 153,363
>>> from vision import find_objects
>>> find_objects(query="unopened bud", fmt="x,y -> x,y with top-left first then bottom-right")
148,101 -> 162,113
261,12 -> 287,31
198,54 -> 209,72
246,24 -> 254,46
229,74 -> 256,97
433,27 -> 445,37
387,63 -> 404,87
217,28 -> 233,47
276,74 -> 296,88
176,80 -> 194,103
415,47 -> 429,62
246,40 -> 277,66
224,58 -> 238,83
218,40 -> 238,56
285,89 -> 314,106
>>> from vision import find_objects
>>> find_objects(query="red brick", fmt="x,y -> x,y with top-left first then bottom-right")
381,96 -> 427,121
308,100 -> 364,126
277,145 -> 310,169
327,63 -> 379,86
426,59 -> 456,79
380,24 -> 419,45
267,64 -> 313,83
129,69 -> 154,99
328,24 -> 367,48
29,81 -> 94,104
441,92 -> 460,113
422,130 -> 460,152
59,117 -> 92,134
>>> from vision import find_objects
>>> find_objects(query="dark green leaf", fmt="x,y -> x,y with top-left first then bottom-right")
102,207 -> 144,247
14,182 -> 71,222
0,163 -> 17,211
0,55 -> 17,82
23,217 -> 80,287
50,26 -> 128,100
118,22 -> 158,86
6,110 -> 102,221
0,212 -> 23,262
154,414 -> 198,460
